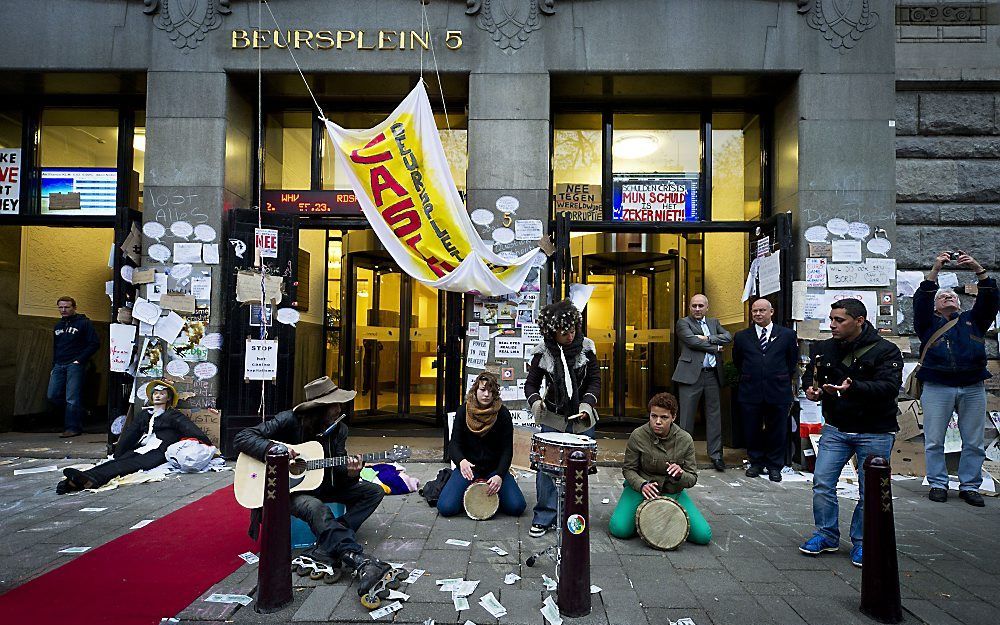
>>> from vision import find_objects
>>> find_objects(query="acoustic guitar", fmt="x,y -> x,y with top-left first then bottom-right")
233,441 -> 411,508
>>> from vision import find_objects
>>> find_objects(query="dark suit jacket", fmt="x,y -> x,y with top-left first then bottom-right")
732,324 -> 799,405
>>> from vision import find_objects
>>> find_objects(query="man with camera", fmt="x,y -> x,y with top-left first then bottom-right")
913,251 -> 998,507
799,298 -> 903,568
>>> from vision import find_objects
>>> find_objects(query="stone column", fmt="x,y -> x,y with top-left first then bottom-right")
136,70 -> 249,439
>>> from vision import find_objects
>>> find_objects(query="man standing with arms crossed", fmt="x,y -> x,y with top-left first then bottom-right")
733,298 -> 799,482
799,298 -> 902,568
673,294 -> 732,471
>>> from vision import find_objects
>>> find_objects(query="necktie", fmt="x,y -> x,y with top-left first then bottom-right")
760,327 -> 768,351
701,320 -> 716,368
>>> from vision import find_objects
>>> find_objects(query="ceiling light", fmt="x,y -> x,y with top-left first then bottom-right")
613,134 -> 659,159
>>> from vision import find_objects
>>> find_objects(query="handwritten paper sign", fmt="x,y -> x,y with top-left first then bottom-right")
826,263 -> 890,287
0,148 -> 21,213
244,339 -> 278,381
494,337 -> 524,359
806,258 -> 827,288
109,323 -> 137,372
467,340 -> 489,369
254,227 -> 278,259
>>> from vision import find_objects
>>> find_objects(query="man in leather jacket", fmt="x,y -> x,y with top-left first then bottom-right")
233,376 -> 390,595
799,299 -> 903,568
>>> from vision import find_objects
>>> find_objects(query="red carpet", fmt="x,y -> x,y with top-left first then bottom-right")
0,485 -> 258,625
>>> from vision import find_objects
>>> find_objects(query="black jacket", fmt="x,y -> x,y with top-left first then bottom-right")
232,410 -> 356,490
52,313 -> 100,365
733,324 -> 799,405
449,405 -> 514,479
115,407 -> 211,458
913,277 -> 998,386
801,322 -> 902,434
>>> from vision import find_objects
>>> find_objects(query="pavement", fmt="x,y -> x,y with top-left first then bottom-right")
2,451 -> 999,625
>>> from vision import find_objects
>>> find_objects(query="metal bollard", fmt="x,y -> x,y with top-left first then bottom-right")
860,456 -> 902,624
255,446 -> 293,614
558,450 -> 591,617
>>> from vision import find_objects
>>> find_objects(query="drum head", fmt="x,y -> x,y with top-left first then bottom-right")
535,432 -> 595,445
635,497 -> 690,551
463,481 -> 499,520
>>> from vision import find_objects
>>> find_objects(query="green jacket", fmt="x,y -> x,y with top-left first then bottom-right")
622,422 -> 698,494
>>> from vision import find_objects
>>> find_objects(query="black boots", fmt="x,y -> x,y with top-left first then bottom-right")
341,550 -> 392,596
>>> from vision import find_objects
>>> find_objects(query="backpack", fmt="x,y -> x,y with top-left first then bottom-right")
419,467 -> 453,506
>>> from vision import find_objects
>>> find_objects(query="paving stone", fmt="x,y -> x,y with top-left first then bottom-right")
701,595 -> 779,625
601,589 -> 649,625
392,601 -> 460,624
643,607 -> 711,625
678,567 -> 748,598
903,599 -> 965,625
754,596 -> 809,625
782,596 -> 883,625
291,585 -> 348,621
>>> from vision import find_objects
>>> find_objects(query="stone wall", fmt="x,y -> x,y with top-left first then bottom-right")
895,88 -> 1000,406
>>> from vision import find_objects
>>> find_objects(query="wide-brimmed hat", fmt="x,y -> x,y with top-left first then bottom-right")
293,376 -> 357,413
145,379 -> 179,408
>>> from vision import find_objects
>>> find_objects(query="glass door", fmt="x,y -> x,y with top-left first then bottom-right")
406,280 -> 442,418
351,257 -> 403,418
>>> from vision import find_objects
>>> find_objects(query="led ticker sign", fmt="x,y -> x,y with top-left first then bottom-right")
263,190 -> 362,215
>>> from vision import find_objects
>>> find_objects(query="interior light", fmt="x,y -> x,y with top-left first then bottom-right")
133,129 -> 146,152
613,134 -> 659,159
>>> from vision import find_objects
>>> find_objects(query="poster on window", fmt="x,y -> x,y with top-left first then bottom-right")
0,148 -> 21,213
612,174 -> 700,222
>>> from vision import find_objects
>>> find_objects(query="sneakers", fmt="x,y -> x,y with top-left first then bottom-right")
799,534 -> 839,556
528,524 -> 549,538
927,488 -> 948,503
851,545 -> 863,568
745,465 -> 762,478
959,490 -> 985,507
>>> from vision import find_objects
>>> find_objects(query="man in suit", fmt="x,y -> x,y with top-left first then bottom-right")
672,294 -> 732,471
733,298 -> 799,482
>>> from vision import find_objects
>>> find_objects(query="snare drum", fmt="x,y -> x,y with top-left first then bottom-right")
635,496 -> 690,551
529,432 -> 598,476
463,480 -> 499,520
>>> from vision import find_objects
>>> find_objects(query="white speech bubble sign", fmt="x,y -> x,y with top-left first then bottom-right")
471,209 -> 495,226
867,237 -> 892,257
202,333 -> 224,350
142,222 -> 165,241
804,226 -> 829,243
276,307 -> 300,327
194,224 -> 217,242
230,239 -> 247,259
847,222 -> 870,240
170,221 -> 193,239
194,362 -> 218,380
492,227 -> 515,244
120,266 -> 134,283
165,359 -> 190,378
148,244 -> 171,263
826,218 -> 850,238
132,300 -> 162,325
135,382 -> 149,403
169,263 -> 193,280
495,195 -> 519,213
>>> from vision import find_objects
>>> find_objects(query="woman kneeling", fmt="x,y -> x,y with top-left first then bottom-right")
609,392 -> 711,545
438,373 -> 526,517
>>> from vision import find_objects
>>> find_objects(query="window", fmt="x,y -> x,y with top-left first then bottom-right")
0,111 -> 23,215
712,112 -> 762,221
133,112 -> 145,211
552,113 -> 602,221
264,111 -> 312,190
39,109 -> 119,216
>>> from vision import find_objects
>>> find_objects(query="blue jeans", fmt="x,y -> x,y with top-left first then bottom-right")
437,470 -> 526,517
532,423 -> 596,527
812,424 -> 894,547
47,363 -> 86,433
921,381 -> 987,491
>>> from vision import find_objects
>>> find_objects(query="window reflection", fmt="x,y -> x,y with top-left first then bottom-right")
712,113 -> 762,221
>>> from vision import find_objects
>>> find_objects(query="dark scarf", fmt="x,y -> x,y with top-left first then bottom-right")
543,329 -> 585,414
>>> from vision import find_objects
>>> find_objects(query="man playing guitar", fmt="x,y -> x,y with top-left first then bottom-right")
233,376 -> 392,595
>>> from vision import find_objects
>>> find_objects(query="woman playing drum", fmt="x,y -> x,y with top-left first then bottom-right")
437,372 -> 527,518
609,392 -> 712,545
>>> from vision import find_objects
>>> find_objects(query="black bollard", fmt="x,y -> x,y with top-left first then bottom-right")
860,456 -> 902,624
255,446 -> 293,614
558,450 -> 591,617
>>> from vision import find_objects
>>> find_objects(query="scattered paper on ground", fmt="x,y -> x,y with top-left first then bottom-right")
479,592 -> 507,618
204,593 -> 252,606
446,538 -> 471,547
58,546 -> 91,554
369,600 -> 403,620
130,519 -> 155,529
590,585 -> 602,593
453,595 -> 469,611
238,552 -> 259,564
79,507 -> 107,512
489,545 -> 509,556
405,568 -> 425,583
13,465 -> 59,475
504,573 -> 521,584
541,595 -> 562,625
387,589 -> 409,601
601,498 -> 610,504
542,574 -> 557,591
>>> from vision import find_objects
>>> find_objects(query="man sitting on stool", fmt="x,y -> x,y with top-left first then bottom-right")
57,379 -> 211,493
609,392 -> 711,546
233,376 -> 391,596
